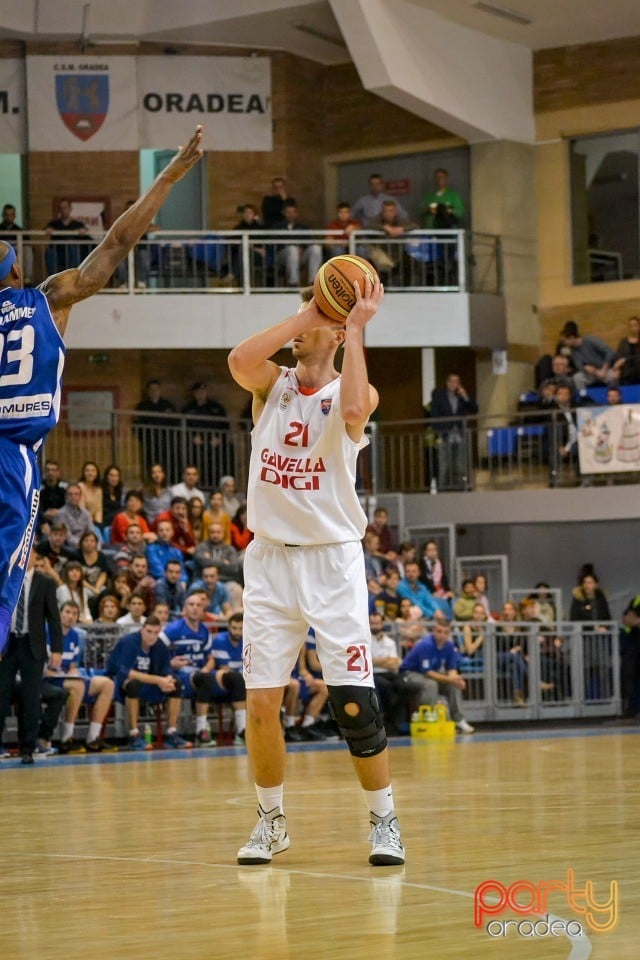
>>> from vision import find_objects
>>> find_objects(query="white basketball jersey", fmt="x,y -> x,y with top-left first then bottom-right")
247,367 -> 369,545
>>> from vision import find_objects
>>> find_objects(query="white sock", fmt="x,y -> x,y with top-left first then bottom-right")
196,715 -> 209,733
284,715 -> 297,728
365,786 -> 395,819
234,708 -> 247,734
166,727 -> 176,735
63,722 -> 74,741
87,722 -> 102,742
130,728 -> 139,737
256,784 -> 284,816
301,714 -> 315,728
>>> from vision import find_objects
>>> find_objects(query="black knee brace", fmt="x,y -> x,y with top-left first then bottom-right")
220,669 -> 246,701
192,671 -> 215,704
327,685 -> 387,758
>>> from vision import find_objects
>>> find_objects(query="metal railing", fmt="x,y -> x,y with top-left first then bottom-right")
42,402 -> 640,495
2,228 -> 502,295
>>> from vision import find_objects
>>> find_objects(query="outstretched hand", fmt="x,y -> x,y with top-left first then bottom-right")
346,275 -> 384,330
162,125 -> 204,183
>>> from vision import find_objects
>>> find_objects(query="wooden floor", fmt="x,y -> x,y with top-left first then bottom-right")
0,726 -> 638,959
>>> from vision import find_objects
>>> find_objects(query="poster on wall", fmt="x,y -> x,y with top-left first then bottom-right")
0,59 -> 26,154
137,56 -> 272,151
577,403 -> 640,474
26,56 -> 138,151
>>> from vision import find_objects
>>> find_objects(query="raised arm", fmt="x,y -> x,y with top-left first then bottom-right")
39,125 -> 204,335
340,276 -> 381,441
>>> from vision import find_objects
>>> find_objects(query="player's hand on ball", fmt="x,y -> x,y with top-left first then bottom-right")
347,275 -> 384,329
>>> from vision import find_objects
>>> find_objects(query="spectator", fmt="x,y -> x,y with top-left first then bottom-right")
369,611 -> 405,736
44,601 -> 114,753
56,561 -> 93,624
326,201 -> 364,259
367,199 -> 416,275
495,601 -> 529,705
365,506 -> 396,557
460,603 -> 488,668
363,530 -> 386,585
294,632 -> 333,741
351,173 -> 408,229
38,459 -> 68,535
113,522 -> 147,570
154,560 -> 188,619
187,496 -> 206,544
146,520 -> 187,581
569,572 -> 611,622
538,354 -> 574,395
430,373 -> 478,491
44,198 -> 90,272
528,583 -> 557,624
550,383 -> 579,478
273,199 -> 322,287
422,168 -> 464,228
189,563 -> 232,619
419,539 -> 454,600
182,381 -> 231,487
75,531 -> 109,601
152,601 -> 171,627
613,316 -> 640,385
230,203 -> 266,284
34,520 -> 75,586
453,579 -> 478,621
110,490 -> 154,545
399,618 -> 474,734
96,593 -> 123,624
376,567 -> 403,621
101,465 -> 124,541
261,176 -> 295,228
474,574 -> 493,619
125,556 -> 156,615
559,321 -> 617,391
208,610 -> 250,742
0,202 -> 33,280
170,465 -> 206,505
134,380 -> 176,476
397,561 -> 438,619
606,385 -> 623,405
77,461 -> 103,528
154,497 -> 196,558
203,490 -> 232,544
395,597 -> 426,652
218,475 -> 243,519
143,463 -> 172,527
230,505 -> 253,556
106,616 -> 190,750
117,593 -> 148,628
193,522 -> 243,599
55,484 -> 94,549
395,540 -> 418,579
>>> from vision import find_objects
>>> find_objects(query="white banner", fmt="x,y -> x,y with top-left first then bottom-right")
0,59 -> 26,154
138,56 -> 271,151
577,403 -> 640,473
26,56 -> 138,151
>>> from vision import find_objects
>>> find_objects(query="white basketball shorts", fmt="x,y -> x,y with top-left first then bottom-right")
242,538 -> 374,689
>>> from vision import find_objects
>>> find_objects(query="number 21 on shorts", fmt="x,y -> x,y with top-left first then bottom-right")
346,644 -> 371,679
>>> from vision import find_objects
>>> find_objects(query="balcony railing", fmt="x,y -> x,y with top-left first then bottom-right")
2,228 -> 502,295
42,402 -> 640,496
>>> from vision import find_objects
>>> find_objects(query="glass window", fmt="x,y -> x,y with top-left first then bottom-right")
571,130 -> 640,284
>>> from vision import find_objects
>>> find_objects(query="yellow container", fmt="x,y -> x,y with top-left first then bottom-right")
410,703 -> 456,740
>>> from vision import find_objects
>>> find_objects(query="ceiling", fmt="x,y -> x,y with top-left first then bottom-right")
0,0 -> 639,65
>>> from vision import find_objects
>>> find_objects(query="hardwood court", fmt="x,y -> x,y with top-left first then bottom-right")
0,727 -> 637,959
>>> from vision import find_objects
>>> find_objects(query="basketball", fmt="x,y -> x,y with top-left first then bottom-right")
313,255 -> 379,323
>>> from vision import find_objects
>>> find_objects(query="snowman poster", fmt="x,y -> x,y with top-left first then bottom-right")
577,404 -> 640,473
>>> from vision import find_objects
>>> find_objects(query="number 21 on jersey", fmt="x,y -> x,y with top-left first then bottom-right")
284,421 -> 309,447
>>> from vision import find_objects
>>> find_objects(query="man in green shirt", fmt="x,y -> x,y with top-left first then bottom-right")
422,168 -> 464,227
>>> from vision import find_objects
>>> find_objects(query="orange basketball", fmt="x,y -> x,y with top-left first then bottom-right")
313,255 -> 379,323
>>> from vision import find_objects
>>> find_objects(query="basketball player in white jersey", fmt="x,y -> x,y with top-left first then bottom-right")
228,276 -> 404,866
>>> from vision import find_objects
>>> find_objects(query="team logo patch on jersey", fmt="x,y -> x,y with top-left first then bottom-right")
56,74 -> 109,141
279,390 -> 293,411
321,398 -> 332,415
1,300 -> 14,313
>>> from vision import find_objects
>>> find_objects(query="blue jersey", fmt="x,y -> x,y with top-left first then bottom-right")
106,631 -> 171,687
162,617 -> 212,669
0,286 -> 65,449
47,626 -> 86,675
210,630 -> 243,671
400,635 -> 458,675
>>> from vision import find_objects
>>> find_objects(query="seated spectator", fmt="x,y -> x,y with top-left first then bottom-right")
96,593 -> 122,624
397,561 -> 438,619
110,490 -> 154,545
154,560 -> 188,619
38,459 -> 68,535
419,539 -> 454,600
395,540 -> 418,579
35,520 -> 75,586
559,321 -> 617,391
75,531 -> 109,601
44,601 -> 114,753
56,561 -> 93,624
189,563 -> 232,619
453,579 -> 479,621
230,505 -> 253,556
399,618 -> 474,733
94,572 -> 131,619
613,315 -> 640,385
376,567 -> 403,621
113,522 -> 147,570
369,611 -> 405,736
326,201 -> 365,259
106,616 -> 190,750
193,522 -> 243,607
125,556 -> 156,614
146,520 -> 187,581
606,385 -> 623,405
77,461 -> 103,528
368,199 -> 416,274
364,530 -> 386,585
218,475 -> 243,519
351,172 -> 409,229
230,203 -> 266,284
187,496 -> 206,544
154,497 -> 196,558
474,574 -> 493,620
460,603 -> 488,669
152,601 -> 171,628
143,463 -> 172,526
203,490 -> 232,543
528,583 -> 557,624
538,354 -> 574,395
273,199 -> 322,287
170,465 -> 206,506
366,506 -> 396,558
495,601 -> 529,704
101,464 -> 124,541
55,484 -> 94,549
293,631 -> 333,741
117,593 -> 148,628
395,597 -> 427,652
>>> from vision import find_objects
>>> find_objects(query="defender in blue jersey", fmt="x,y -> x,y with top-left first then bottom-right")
0,126 -> 204,653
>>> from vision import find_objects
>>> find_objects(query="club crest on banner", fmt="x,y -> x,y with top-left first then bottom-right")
56,74 -> 109,140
